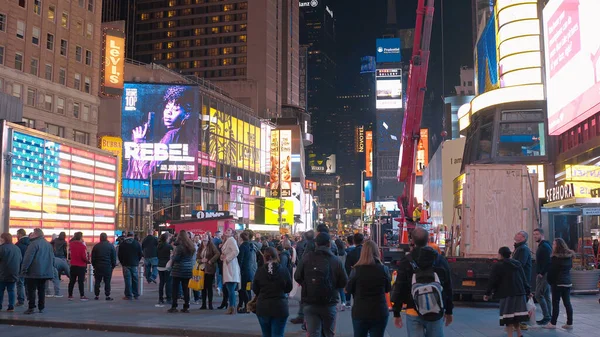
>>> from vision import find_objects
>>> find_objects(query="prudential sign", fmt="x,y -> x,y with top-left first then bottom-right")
376,38 -> 402,63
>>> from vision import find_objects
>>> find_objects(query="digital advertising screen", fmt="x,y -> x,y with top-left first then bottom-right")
365,131 -> 373,178
254,198 -> 293,225
122,179 -> 150,198
376,69 -> 403,110
9,131 -> 117,241
376,110 -> 403,152
544,0 -> 600,135
364,180 -> 373,203
360,56 -> 376,73
270,130 -> 292,198
122,83 -> 199,180
376,38 -> 402,63
230,184 -> 251,220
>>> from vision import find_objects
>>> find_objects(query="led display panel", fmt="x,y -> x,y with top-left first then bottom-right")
376,69 -> 403,110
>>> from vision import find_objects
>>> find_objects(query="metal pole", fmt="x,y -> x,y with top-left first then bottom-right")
88,265 -> 94,293
148,174 -> 153,233
360,171 -> 364,227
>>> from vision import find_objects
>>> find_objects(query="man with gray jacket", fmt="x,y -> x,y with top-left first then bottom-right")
21,228 -> 54,314
0,232 -> 23,311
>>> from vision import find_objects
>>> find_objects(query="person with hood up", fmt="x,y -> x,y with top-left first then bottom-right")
533,228 -> 553,325
220,228 -> 241,314
0,233 -> 23,312
545,238 -> 574,330
91,233 -> 117,301
15,229 -> 30,307
68,232 -> 90,301
237,231 -> 257,313
20,228 -> 54,314
253,247 -> 293,337
168,230 -> 195,313
53,232 -> 67,260
484,246 -> 531,337
117,232 -> 143,300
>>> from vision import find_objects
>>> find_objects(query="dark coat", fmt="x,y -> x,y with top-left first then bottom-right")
512,241 -> 532,281
238,241 -> 258,284
91,241 -> 117,277
52,238 -> 68,259
170,245 -> 195,279
535,240 -> 553,276
547,252 -> 573,286
253,262 -> 293,318
21,236 -> 54,279
486,258 -> 531,299
0,243 -> 23,282
141,235 -> 158,259
196,243 -> 220,275
157,242 -> 173,268
16,237 -> 30,257
346,263 -> 391,321
279,249 -> 293,278
117,238 -> 143,267
295,246 -> 348,306
345,244 -> 363,275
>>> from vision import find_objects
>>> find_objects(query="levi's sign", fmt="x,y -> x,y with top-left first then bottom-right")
102,28 -> 125,95
546,183 -> 575,202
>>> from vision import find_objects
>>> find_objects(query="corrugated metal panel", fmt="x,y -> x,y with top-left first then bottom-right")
0,92 -> 24,122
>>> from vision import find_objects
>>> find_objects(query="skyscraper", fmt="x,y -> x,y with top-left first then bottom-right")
101,0 -> 136,58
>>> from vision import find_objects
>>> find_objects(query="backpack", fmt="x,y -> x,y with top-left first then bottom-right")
303,251 -> 334,305
408,255 -> 444,321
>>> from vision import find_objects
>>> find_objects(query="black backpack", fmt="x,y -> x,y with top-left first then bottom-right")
303,251 -> 334,305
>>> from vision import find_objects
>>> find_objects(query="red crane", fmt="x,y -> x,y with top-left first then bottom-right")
397,0 -> 435,239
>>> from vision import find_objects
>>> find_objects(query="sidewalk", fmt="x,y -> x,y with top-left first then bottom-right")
0,267 -> 598,336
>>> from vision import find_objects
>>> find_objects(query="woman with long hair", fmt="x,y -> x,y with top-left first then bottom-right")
220,228 -> 241,314
345,240 -> 391,337
197,233 -> 220,310
157,232 -> 173,305
253,247 -> 293,337
168,230 -> 195,313
545,238 -> 574,329
68,232 -> 90,301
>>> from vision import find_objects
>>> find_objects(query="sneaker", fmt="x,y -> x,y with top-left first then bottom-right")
562,324 -> 573,329
106,297 -> 114,301
16,302 -> 24,307
134,296 -> 139,300
54,295 -> 64,298
80,296 -> 89,302
519,323 -> 528,330
68,296 -> 74,301
544,324 -> 557,329
122,296 -> 132,301
536,319 -> 550,325
7,306 -> 14,312
216,288 -> 222,297
167,308 -> 178,313
23,308 -> 35,315
94,296 -> 99,300
191,300 -> 200,305
159,300 -> 165,305
45,294 -> 54,298
38,309 -> 44,313
339,304 -> 345,312
181,308 -> 190,313
290,317 -> 304,324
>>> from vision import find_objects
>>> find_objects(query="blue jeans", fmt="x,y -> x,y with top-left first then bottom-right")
257,315 -> 288,337
0,281 -> 16,309
304,304 -> 337,337
144,257 -> 158,283
225,282 -> 237,308
122,266 -> 140,299
16,277 -> 26,304
352,317 -> 389,337
216,265 -> 223,289
535,274 -> 552,321
406,314 -> 444,337
338,289 -> 346,304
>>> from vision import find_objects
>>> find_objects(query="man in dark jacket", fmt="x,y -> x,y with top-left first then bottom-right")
141,230 -> 158,284
512,230 -> 532,330
290,230 -> 315,324
0,232 -> 23,311
92,233 -> 117,301
392,228 -> 453,336
117,232 -> 143,300
15,229 -> 30,306
52,232 -> 68,259
21,228 -> 54,314
345,233 -> 364,278
533,228 -> 552,325
294,232 -> 348,337
238,231 -> 258,312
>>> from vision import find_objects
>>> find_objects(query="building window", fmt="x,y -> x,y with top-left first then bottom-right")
78,0 -> 84,7
86,23 -> 93,39
239,35 -> 247,42
56,97 -> 65,114
211,16 -> 219,23
74,73 -> 81,90
0,46 -> 4,65
73,130 -> 89,145
17,20 -> 25,39
75,20 -> 83,35
18,0 -> 26,8
32,27 -> 40,45
168,0 -> 176,6
30,58 -> 38,76
208,48 -> 218,56
84,77 -> 91,93
223,25 -> 234,33
46,124 -> 64,137
166,52 -> 175,60
22,117 -> 35,129
12,83 -> 22,98
0,13 -> 6,32
223,47 -> 233,55
73,102 -> 80,118
222,58 -> 233,66
15,53 -> 23,71
44,64 -> 52,81
167,10 -> 176,17
223,4 -> 234,11
194,28 -> 204,36
46,33 -> 54,50
34,0 -> 41,15
82,105 -> 90,122
61,12 -> 68,28
167,21 -> 176,28
26,88 -> 36,106
140,13 -> 149,20
154,12 -> 164,19
48,5 -> 55,22
237,56 -> 247,64
211,27 -> 219,34
60,39 -> 67,56
88,0 -> 94,12
167,31 -> 176,38
58,68 -> 66,85
85,50 -> 92,66
75,46 -> 82,62
166,42 -> 174,49
153,43 -> 162,50
44,94 -> 53,111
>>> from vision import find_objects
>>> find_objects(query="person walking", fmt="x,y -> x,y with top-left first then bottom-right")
142,230 -> 159,284
238,231 -> 258,313
46,257 -> 69,298
117,232 -> 143,300
197,233 -> 220,310
157,233 -> 173,305
221,228 -> 241,315
484,247 -> 531,337
20,228 -> 54,314
545,238 -> 574,330
0,233 -> 23,312
533,228 -> 553,325
68,232 -> 90,301
344,233 -> 364,310
253,247 -> 293,337
15,229 -> 30,307
168,230 -> 195,313
335,238 -> 348,311
346,240 -> 391,337
392,227 -> 454,337
512,230 -> 532,331
91,233 -> 116,301
53,232 -> 68,260
294,232 -> 348,337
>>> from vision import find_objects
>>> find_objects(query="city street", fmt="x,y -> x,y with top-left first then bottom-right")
0,268 -> 598,337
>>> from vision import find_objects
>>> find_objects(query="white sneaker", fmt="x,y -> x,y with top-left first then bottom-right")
544,324 -> 557,329
562,324 -> 573,329
340,304 -> 345,312
45,295 -> 54,298
345,305 -> 352,310
216,288 -> 222,297
54,295 -> 64,298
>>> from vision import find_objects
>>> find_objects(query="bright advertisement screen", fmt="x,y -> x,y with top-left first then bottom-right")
376,69 -> 403,109
122,83 -> 199,180
544,0 -> 600,135
376,110 -> 403,152
265,198 -> 294,225
230,184 -> 251,220
365,131 -> 373,178
10,131 -> 117,241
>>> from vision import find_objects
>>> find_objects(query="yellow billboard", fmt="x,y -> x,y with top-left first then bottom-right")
565,165 -> 600,183
100,136 -> 122,205
102,29 -> 125,96
265,198 -> 294,225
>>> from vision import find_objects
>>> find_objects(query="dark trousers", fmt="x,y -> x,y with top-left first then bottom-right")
220,283 -> 229,306
94,274 -> 112,297
304,304 -> 337,337
158,270 -> 172,302
171,277 -> 190,309
352,317 -> 389,337
551,285 -> 573,325
238,287 -> 251,309
68,266 -> 87,297
202,273 -> 215,306
26,278 -> 47,310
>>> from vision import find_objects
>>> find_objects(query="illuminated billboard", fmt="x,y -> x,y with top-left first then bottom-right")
376,38 -> 402,63
376,69 -> 403,110
122,84 -> 199,180
416,129 -> 429,176
544,0 -> 600,135
254,198 -> 294,225
230,184 -> 251,220
376,110 -> 402,152
360,56 -> 376,73
122,179 -> 150,198
355,125 -> 365,153
9,130 -> 117,241
270,130 -> 292,198
99,136 -> 122,203
102,28 -> 125,96
365,131 -> 373,178
308,153 -> 336,175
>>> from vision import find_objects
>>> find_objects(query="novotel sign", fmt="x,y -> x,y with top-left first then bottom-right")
546,183 -> 575,203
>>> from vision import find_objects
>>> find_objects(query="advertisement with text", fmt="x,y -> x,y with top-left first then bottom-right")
376,69 -> 403,110
270,130 -> 292,198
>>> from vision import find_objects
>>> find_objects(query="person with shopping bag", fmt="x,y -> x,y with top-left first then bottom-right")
196,234 -> 220,310
168,230 -> 195,313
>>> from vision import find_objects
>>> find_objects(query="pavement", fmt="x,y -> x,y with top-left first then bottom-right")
0,267 -> 599,337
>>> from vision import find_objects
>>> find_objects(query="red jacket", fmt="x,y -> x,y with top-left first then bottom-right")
69,241 -> 89,267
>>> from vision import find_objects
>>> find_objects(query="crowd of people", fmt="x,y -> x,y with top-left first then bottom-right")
0,224 -> 580,337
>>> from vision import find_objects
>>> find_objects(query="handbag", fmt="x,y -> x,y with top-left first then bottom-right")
247,295 -> 258,313
165,259 -> 173,271
188,262 -> 205,291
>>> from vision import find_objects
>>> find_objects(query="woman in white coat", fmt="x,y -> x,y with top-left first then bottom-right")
220,228 -> 241,315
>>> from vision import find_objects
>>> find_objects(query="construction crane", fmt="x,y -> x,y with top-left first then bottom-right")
397,0 -> 435,240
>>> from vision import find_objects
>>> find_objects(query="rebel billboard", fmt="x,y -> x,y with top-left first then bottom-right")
122,83 -> 199,180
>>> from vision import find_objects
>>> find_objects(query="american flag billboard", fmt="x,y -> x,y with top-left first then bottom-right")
9,131 -> 117,242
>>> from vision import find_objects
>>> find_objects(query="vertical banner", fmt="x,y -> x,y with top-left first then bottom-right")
102,27 -> 125,96
355,125 -> 365,153
100,136 -> 123,205
416,128 -> 429,176
270,130 -> 280,197
365,131 -> 373,178
269,130 -> 292,198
